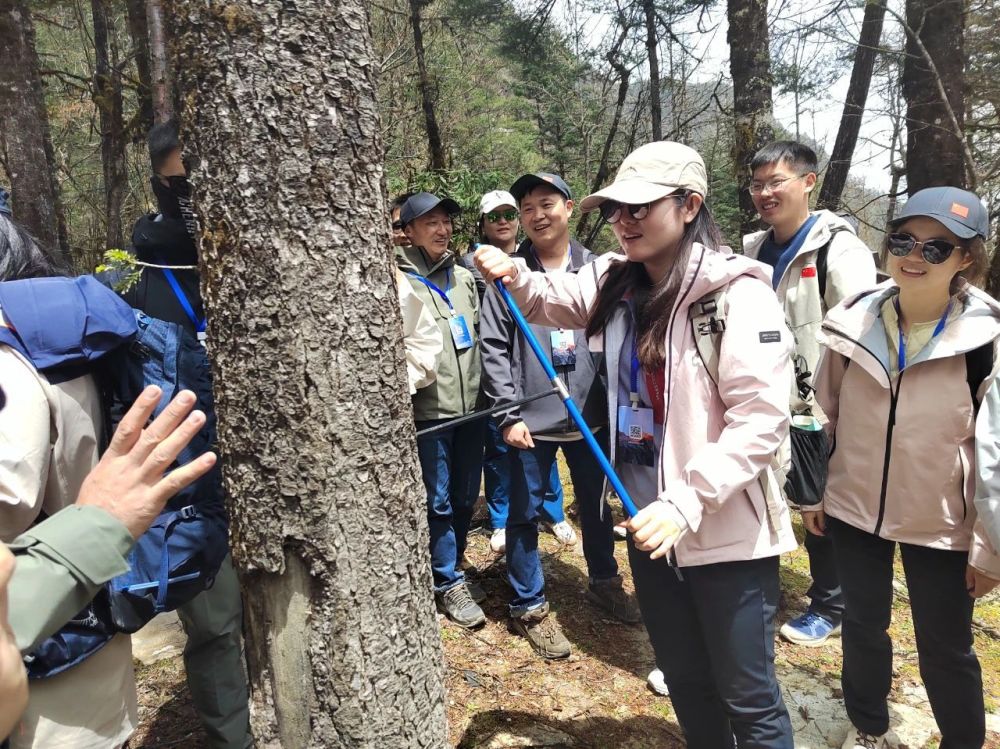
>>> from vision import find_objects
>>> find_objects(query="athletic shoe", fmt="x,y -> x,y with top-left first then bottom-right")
586,575 -> 642,624
841,727 -> 890,749
490,528 -> 506,554
544,520 -> 578,546
509,602 -> 570,659
466,580 -> 487,603
435,583 -> 486,629
779,611 -> 841,646
647,668 -> 669,696
613,525 -> 627,540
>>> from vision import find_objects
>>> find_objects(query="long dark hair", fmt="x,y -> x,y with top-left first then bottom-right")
0,214 -> 68,281
585,196 -> 724,369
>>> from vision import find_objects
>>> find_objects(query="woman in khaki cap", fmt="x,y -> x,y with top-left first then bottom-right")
475,141 -> 797,747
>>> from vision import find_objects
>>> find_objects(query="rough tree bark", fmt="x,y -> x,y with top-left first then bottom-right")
166,2 -> 447,747
0,0 -> 69,258
727,0 -> 775,236
642,0 -> 662,141
902,0 -> 967,192
817,0 -> 886,211
91,0 -> 128,250
408,0 -> 446,171
146,0 -> 173,123
124,0 -> 154,138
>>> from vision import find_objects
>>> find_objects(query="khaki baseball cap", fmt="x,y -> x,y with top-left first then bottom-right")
580,141 -> 708,212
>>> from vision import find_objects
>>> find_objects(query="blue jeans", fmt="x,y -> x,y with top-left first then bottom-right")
484,418 -> 565,530
415,418 -> 486,593
506,432 -> 618,615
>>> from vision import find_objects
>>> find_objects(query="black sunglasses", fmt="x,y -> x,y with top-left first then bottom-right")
599,193 -> 684,224
391,220 -> 404,230
887,232 -> 959,264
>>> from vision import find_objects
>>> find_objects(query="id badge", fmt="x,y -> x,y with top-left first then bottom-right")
449,314 -> 474,350
616,405 -> 655,467
550,329 -> 577,367
197,330 -> 207,348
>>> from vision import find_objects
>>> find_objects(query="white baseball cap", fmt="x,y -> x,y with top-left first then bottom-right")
580,141 -> 708,212
480,190 -> 517,215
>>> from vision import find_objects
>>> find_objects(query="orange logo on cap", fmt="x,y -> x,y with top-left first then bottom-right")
951,202 -> 970,218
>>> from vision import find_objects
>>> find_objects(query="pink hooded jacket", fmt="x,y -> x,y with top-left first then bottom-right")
505,243 -> 798,567
814,281 -> 1000,578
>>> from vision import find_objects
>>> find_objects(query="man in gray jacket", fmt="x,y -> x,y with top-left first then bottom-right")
480,172 -> 640,660
743,141 -> 877,647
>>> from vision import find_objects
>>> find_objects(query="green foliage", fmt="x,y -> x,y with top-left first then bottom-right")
95,248 -> 141,292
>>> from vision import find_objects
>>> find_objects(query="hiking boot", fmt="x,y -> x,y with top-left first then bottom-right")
780,611 -> 841,647
586,575 -> 642,624
436,583 -> 485,629
509,602 -> 570,659
466,580 -> 487,604
490,528 -> 506,554
842,728 -> 891,749
543,520 -> 578,546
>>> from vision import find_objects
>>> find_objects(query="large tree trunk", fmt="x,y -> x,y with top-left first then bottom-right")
91,0 -> 128,250
124,0 -> 154,138
0,0 -> 69,259
642,0 -> 662,141
167,2 -> 447,747
727,0 -> 775,236
817,0 -> 886,211
408,0 -> 446,171
902,0 -> 967,192
145,0 -> 173,123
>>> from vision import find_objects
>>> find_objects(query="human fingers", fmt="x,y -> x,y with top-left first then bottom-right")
635,525 -> 669,552
649,533 -> 679,560
131,391 -> 198,465
149,452 -> 218,510
105,386 -> 163,457
140,409 -> 207,482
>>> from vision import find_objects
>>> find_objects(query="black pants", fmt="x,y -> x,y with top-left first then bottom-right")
827,517 -> 984,747
804,528 -> 844,623
628,544 -> 793,749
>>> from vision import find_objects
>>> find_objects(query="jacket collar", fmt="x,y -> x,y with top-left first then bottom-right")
743,209 -> 851,261
516,238 -> 592,273
396,245 -> 456,277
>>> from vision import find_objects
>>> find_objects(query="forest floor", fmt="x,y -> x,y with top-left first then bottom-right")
131,462 -> 1000,748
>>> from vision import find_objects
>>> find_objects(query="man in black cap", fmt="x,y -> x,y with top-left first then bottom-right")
396,191 -> 487,629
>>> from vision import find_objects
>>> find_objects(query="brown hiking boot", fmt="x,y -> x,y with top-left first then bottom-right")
587,575 -> 642,624
509,602 -> 571,659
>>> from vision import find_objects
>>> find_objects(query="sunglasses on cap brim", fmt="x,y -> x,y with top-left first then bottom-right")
886,233 -> 961,264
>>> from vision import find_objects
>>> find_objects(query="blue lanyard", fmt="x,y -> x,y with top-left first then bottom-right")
627,302 -> 641,406
161,268 -> 206,333
894,297 -> 950,373
407,268 -> 454,313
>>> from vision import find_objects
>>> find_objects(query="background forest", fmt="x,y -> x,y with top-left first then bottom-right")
2,0 -> 1000,274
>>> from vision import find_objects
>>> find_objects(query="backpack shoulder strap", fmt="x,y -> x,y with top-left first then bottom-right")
689,287 -> 728,385
817,226 -> 850,301
966,341 -> 995,415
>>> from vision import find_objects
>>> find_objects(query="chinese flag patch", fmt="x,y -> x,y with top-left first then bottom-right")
801,266 -> 817,278
951,202 -> 970,218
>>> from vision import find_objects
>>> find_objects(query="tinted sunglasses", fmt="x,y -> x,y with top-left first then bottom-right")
485,210 -> 518,223
599,193 -> 684,224
886,232 -> 959,264
391,220 -> 404,230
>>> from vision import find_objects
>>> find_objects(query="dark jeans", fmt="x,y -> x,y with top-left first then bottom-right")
506,432 -> 618,615
415,417 -> 486,593
828,517 -> 984,746
484,418 -> 565,529
629,545 -> 793,749
804,527 -> 844,624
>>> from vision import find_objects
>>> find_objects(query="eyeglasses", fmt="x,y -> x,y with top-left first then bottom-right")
599,194 -> 682,224
748,174 -> 807,195
485,210 -> 518,223
886,232 -> 959,264
391,220 -> 404,231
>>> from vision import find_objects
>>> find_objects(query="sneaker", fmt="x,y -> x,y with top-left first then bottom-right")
435,584 -> 486,629
544,520 -> 578,546
586,575 -> 642,624
842,727 -> 890,749
509,602 -> 571,659
780,611 -> 841,646
613,525 -> 627,540
647,668 -> 670,696
490,528 -> 506,554
466,580 -> 487,603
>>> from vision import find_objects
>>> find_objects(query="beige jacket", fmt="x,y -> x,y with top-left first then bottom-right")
744,210 -> 877,412
815,282 -> 1000,578
0,344 -> 136,748
396,269 -> 442,394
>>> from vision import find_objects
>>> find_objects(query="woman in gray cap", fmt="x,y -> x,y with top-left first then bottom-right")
807,186 -> 1000,749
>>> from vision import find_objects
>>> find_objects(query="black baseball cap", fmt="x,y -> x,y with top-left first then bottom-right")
399,191 -> 461,226
509,173 -> 572,203
889,186 -> 989,240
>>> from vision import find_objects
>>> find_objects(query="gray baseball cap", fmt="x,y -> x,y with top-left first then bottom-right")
889,186 -> 989,240
399,191 -> 461,226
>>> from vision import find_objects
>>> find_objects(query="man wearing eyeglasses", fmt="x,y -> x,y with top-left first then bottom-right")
479,173 -> 640,660
743,141 -> 877,649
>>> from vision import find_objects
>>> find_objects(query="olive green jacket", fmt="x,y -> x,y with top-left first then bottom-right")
396,246 -> 481,421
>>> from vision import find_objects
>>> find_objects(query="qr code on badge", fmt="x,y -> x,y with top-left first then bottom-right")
628,424 -> 642,441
